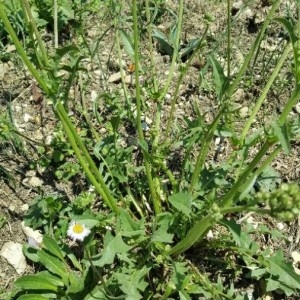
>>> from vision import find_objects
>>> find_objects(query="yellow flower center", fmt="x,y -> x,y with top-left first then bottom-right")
73,223 -> 84,234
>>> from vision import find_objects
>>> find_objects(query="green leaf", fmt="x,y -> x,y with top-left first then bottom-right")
38,250 -> 69,284
55,45 -> 79,59
67,251 -> 83,272
116,209 -> 145,237
17,295 -> 51,300
120,29 -> 134,58
169,23 -> 178,46
66,272 -> 85,294
169,193 -> 192,216
180,37 -> 202,61
171,262 -> 189,290
151,213 -> 174,243
72,215 -> 100,229
221,219 -> 258,251
14,273 -> 62,291
138,139 -> 151,160
249,268 -> 267,280
265,277 -> 293,295
42,236 -> 65,261
208,55 -> 228,101
266,250 -> 300,292
91,232 -> 132,267
272,122 -> 290,154
84,286 -> 107,299
151,227 -> 174,243
257,165 -> 281,193
23,244 -> 39,263
152,28 -> 174,56
114,266 -> 150,300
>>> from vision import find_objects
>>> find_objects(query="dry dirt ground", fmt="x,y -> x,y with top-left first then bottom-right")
1,0 -> 300,299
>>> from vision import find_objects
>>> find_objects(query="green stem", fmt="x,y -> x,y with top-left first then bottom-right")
158,0 -> 184,102
78,72 -> 101,143
125,186 -> 144,219
220,140 -> 274,208
53,0 -> 58,48
132,0 -> 161,214
189,105 -> 225,193
0,3 -> 50,94
227,0 -> 231,80
145,0 -> 159,93
169,141 -> 280,256
164,31 -> 207,140
163,4 -> 209,140
228,0 -> 281,97
167,214 -> 215,256
22,0 -> 49,67
0,3 -> 119,214
56,102 -> 119,213
240,43 -> 292,141
278,85 -> 300,125
220,205 -> 270,215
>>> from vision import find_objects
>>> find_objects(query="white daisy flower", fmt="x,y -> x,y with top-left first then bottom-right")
67,221 -> 91,242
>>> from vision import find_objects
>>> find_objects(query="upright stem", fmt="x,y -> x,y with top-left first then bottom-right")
22,0 -> 49,67
220,141 -> 274,208
53,0 -> 58,48
228,0 -> 281,98
132,0 -> 161,214
158,0 -> 184,102
189,106 -> 225,193
278,85 -> 300,125
227,0 -> 231,80
0,4 -> 119,213
240,43 -> 292,141
0,3 -> 50,93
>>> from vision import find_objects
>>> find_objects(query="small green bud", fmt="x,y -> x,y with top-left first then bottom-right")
210,203 -> 222,222
263,183 -> 300,222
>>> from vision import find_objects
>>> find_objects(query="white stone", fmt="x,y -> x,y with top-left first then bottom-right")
90,90 -> 98,102
295,102 -> 300,114
21,221 -> 43,245
291,251 -> 300,275
28,176 -> 43,187
276,222 -> 284,230
20,204 -> 29,212
23,113 -> 31,122
239,106 -> 249,118
108,72 -> 122,83
0,242 -> 27,274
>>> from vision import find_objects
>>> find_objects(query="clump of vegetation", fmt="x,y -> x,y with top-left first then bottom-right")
1,0 -> 300,299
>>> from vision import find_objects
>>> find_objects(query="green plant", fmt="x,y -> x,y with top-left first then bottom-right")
1,0 -> 300,298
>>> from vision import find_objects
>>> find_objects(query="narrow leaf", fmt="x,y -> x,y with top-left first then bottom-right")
38,251 -> 68,284
209,55 -> 228,101
15,274 -> 61,291
120,29 -> 134,58
17,295 -> 50,300
152,28 -> 174,56
42,236 -> 65,261
272,122 -> 290,154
